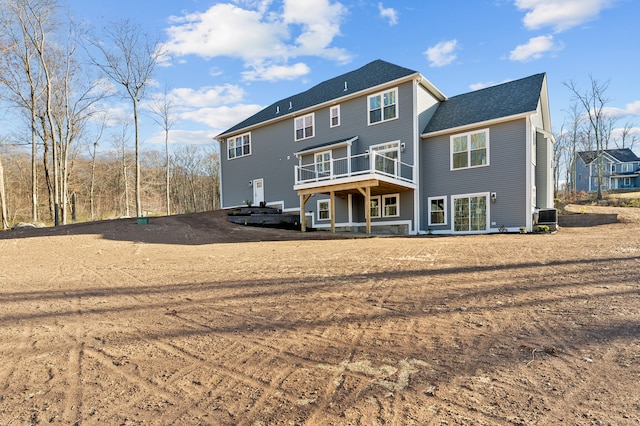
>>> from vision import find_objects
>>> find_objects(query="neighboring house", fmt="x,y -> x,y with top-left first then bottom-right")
216,59 -> 555,235
574,148 -> 640,193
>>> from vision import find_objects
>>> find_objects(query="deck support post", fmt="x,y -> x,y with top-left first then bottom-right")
330,191 -> 336,233
299,194 -> 311,232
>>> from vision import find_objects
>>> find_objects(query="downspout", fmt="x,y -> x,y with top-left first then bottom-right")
217,139 -> 225,208
525,116 -> 533,232
412,79 -> 420,235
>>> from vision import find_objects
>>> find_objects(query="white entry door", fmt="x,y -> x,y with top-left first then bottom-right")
253,179 -> 264,206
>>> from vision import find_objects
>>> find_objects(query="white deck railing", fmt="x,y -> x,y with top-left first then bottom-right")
294,152 -> 414,185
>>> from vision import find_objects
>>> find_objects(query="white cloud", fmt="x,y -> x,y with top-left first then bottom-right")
282,0 -> 350,62
168,85 -> 247,108
509,35 -> 560,61
424,40 -> 458,67
603,101 -> 640,118
147,129 -> 220,146
241,62 -> 310,82
163,4 -> 288,61
378,3 -> 398,26
161,1 -> 350,81
515,0 -> 616,32
180,104 -> 264,130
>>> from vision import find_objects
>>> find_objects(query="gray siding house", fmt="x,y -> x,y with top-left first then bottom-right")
216,60 -> 555,235
574,148 -> 640,193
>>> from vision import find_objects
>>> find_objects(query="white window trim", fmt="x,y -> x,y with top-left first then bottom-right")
294,112 -> 315,141
367,87 -> 398,126
451,192 -> 490,234
317,199 -> 331,221
227,132 -> 251,160
427,196 -> 447,226
370,195 -> 381,219
382,193 -> 400,218
450,128 -> 490,171
330,105 -> 341,128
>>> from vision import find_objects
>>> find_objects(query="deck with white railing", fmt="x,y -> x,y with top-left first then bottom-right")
293,151 -> 415,193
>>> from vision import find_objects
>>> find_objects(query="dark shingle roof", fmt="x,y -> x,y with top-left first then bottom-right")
218,60 -> 419,137
578,148 -> 640,164
423,73 -> 546,134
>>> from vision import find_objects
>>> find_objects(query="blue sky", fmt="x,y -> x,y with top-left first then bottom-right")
65,0 -> 640,150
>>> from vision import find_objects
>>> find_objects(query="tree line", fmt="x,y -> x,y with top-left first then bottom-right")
553,77 -> 637,200
0,0 -> 220,229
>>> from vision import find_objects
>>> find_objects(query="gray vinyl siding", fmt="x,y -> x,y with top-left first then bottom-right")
574,157 -> 589,193
220,80 -> 418,224
417,85 -> 440,136
421,119 -> 529,231
535,131 -> 553,208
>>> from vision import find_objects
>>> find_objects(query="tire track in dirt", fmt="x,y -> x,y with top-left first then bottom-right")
61,341 -> 84,424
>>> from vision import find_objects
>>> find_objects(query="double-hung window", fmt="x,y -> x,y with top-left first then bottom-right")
227,133 -> 251,159
315,151 -> 331,177
370,196 -> 381,218
451,129 -> 489,170
330,105 -> 340,127
368,88 -> 397,125
369,194 -> 399,218
428,196 -> 447,226
295,113 -> 314,141
622,163 -> 633,172
318,199 -> 330,221
382,194 -> 399,217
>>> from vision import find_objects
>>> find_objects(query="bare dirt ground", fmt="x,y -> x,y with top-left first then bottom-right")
1,209 -> 639,425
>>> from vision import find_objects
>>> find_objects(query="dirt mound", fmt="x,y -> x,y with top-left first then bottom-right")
0,210 -> 351,245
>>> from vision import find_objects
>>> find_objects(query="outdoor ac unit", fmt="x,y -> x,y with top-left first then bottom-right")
537,208 -> 558,224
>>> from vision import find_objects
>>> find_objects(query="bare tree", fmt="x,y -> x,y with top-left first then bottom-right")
88,113 -> 108,220
0,144 -> 8,229
560,102 -> 585,195
111,121 -> 132,217
148,87 -> 176,216
0,0 -> 52,222
565,77 -> 615,200
86,19 -> 164,217
613,120 -> 638,151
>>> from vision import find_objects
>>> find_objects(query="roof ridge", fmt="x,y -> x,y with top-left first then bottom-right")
448,73 -> 546,100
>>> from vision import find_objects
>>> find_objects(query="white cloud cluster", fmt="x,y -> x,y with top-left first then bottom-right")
510,0 -> 615,62
161,0 -> 350,82
378,3 -> 398,26
167,85 -> 246,108
509,35 -> 559,62
604,101 -> 640,119
424,39 -> 458,67
242,62 -> 311,82
515,0 -> 616,32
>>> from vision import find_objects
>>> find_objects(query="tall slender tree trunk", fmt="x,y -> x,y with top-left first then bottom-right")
30,105 -> 38,222
133,99 -> 142,217
165,132 -> 170,216
90,142 -> 97,220
122,145 -> 130,218
0,151 -> 9,229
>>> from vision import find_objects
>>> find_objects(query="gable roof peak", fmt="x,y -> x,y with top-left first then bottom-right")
423,73 -> 547,135
578,148 -> 640,164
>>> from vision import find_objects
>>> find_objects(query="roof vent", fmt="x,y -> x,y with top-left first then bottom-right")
289,101 -> 293,110
276,105 -> 280,114
344,81 -> 348,91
